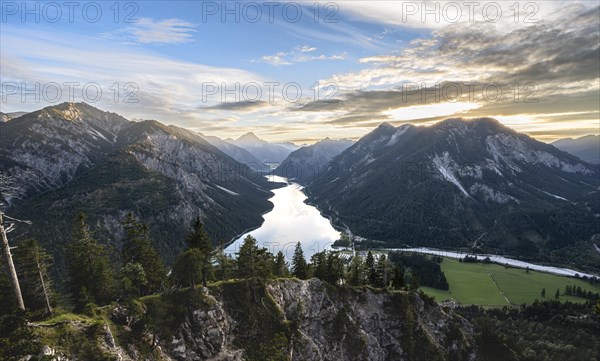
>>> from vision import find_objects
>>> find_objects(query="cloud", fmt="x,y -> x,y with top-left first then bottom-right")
254,45 -> 345,66
199,101 -> 270,112
331,0 -> 596,31
0,26 -> 264,123
322,5 -> 599,92
104,18 -> 197,45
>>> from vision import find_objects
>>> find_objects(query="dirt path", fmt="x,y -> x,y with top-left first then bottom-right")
489,273 -> 512,305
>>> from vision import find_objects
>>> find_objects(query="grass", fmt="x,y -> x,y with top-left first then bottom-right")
420,258 -> 600,307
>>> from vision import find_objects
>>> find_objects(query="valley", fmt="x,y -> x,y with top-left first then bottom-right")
3,3 -> 600,359
1,103 -> 599,361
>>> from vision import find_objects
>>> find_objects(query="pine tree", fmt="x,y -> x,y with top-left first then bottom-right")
172,248 -> 204,288
214,240 -> 236,281
366,251 -> 377,285
555,288 -> 560,299
541,288 -> 546,298
409,272 -> 420,291
185,217 -> 213,286
273,251 -> 289,277
254,248 -> 275,279
67,212 -> 115,309
310,252 -> 328,281
346,254 -> 365,286
375,255 -> 390,288
237,235 -> 259,278
291,243 -> 308,280
325,252 -> 344,285
121,213 -> 167,294
392,266 -> 405,289
120,262 -> 147,298
14,239 -> 54,315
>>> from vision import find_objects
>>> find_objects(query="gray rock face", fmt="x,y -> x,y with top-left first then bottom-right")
154,279 -> 475,361
32,279 -> 476,361
265,279 -> 475,361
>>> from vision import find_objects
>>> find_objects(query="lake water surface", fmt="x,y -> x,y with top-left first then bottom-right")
225,177 -> 598,279
225,176 -> 341,260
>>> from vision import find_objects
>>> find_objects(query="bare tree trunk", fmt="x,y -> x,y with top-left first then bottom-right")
35,257 -> 53,316
0,211 -> 25,310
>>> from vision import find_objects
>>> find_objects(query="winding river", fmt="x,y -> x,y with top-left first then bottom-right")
225,176 -> 598,279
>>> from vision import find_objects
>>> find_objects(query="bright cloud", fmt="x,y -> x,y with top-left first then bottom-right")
254,45 -> 345,66
104,18 -> 197,45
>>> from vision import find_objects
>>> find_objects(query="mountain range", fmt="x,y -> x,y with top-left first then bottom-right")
552,135 -> 600,164
197,132 -> 266,169
0,102 -> 277,269
275,137 -> 355,184
306,119 -> 600,270
2,103 -> 599,272
229,132 -> 297,163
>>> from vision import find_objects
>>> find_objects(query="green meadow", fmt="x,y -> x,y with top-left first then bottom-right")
420,258 -> 600,307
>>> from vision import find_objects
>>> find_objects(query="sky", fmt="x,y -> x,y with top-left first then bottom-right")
1,0 -> 599,143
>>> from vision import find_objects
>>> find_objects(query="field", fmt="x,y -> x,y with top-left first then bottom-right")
420,258 -> 600,307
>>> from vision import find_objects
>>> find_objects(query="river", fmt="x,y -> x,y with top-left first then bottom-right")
225,176 -> 598,279
378,247 -> 599,279
225,176 -> 341,260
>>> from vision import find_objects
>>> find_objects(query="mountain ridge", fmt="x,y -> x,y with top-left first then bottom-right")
552,134 -> 600,164
306,118 -> 600,270
0,102 -> 276,270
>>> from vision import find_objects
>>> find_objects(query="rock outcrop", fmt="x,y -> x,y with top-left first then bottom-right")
30,279 -> 477,361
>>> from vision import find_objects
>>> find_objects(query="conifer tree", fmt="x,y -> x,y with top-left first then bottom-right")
185,217 -> 213,286
273,251 -> 289,277
67,212 -> 115,308
375,255 -> 390,288
237,235 -> 259,278
325,252 -> 344,285
172,248 -> 204,288
346,254 -> 365,286
14,239 -> 55,315
310,251 -> 328,281
409,272 -> 420,290
120,262 -> 148,298
392,266 -> 405,289
366,251 -> 377,285
214,240 -> 236,281
291,242 -> 308,280
121,213 -> 167,294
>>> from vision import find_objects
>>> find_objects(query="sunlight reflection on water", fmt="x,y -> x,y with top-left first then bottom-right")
225,175 -> 341,260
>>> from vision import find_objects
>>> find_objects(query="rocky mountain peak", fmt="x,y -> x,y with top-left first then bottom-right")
236,132 -> 262,143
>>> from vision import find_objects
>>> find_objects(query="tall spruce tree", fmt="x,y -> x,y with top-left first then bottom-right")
273,251 -> 289,277
310,252 -> 328,281
325,252 -> 344,285
214,240 -> 236,281
66,212 -> 115,309
186,217 -> 213,286
346,254 -> 365,286
14,239 -> 55,315
375,255 -> 390,288
392,266 -> 405,289
237,235 -> 259,279
172,248 -> 204,288
291,243 -> 308,280
121,213 -> 167,294
365,251 -> 377,285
